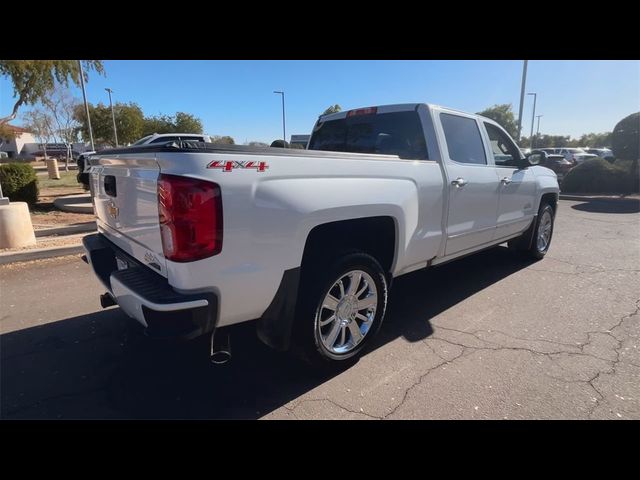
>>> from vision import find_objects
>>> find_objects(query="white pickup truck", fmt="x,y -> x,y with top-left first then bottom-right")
83,103 -> 559,367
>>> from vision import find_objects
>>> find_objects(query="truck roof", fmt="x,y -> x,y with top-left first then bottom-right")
318,103 -> 489,122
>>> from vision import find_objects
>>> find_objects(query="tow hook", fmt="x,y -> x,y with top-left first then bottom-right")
210,330 -> 232,365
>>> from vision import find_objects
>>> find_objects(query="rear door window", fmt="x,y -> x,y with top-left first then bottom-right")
308,110 -> 428,160
440,113 -> 487,165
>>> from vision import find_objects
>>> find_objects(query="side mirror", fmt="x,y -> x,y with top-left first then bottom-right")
526,153 -> 543,166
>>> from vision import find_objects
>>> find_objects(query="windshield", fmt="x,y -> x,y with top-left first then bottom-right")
308,111 -> 428,160
132,135 -> 153,145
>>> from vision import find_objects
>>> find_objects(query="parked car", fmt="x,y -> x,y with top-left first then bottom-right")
131,133 -> 211,146
76,151 -> 96,190
530,149 -> 574,183
584,148 -> 615,162
83,103 -> 559,368
76,134 -> 210,189
557,148 -> 598,165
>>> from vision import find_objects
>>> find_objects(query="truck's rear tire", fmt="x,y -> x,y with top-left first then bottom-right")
508,202 -> 555,260
292,252 -> 388,370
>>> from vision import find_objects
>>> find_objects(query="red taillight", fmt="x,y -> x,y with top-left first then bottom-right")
346,107 -> 378,117
157,174 -> 223,262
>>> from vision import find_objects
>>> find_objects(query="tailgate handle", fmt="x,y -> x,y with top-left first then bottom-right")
104,175 -> 117,197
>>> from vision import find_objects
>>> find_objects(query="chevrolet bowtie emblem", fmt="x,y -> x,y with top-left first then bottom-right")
107,201 -> 119,219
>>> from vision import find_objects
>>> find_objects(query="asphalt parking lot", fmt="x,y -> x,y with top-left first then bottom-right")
1,198 -> 639,419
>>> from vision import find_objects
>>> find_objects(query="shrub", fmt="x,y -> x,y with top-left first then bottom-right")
611,112 -> 639,161
562,158 -> 638,194
270,140 -> 289,148
0,163 -> 39,205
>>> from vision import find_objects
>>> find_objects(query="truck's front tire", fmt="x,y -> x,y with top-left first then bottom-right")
509,202 -> 555,260
293,252 -> 388,369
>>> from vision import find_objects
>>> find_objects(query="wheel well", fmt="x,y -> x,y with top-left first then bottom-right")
301,216 -> 396,273
540,192 -> 558,213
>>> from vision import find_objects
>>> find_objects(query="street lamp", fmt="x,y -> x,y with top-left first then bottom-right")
273,90 -> 286,147
517,60 -> 528,141
534,114 -> 543,148
105,88 -> 118,147
78,60 -> 95,151
527,92 -> 537,149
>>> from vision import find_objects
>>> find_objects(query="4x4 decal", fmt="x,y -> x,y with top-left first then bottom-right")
207,160 -> 269,172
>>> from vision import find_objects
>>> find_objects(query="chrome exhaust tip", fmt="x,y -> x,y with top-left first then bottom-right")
210,331 -> 231,365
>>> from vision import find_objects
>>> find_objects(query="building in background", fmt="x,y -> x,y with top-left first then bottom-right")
0,125 -> 89,161
0,125 -> 37,159
290,134 -> 310,148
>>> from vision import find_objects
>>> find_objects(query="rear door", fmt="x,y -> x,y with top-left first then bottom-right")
436,110 -> 501,256
481,121 -> 537,240
89,152 -> 167,276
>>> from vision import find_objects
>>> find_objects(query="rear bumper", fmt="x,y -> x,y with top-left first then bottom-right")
82,233 -> 218,339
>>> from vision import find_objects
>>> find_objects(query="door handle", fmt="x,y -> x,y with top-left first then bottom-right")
451,177 -> 468,188
500,177 -> 512,185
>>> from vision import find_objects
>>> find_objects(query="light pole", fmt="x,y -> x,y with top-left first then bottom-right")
105,88 -> 118,147
273,90 -> 286,147
517,60 -> 528,142
78,60 -> 95,151
534,114 -> 543,148
527,92 -> 537,149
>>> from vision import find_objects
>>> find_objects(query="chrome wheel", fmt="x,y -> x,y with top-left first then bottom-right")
316,270 -> 378,355
536,210 -> 553,252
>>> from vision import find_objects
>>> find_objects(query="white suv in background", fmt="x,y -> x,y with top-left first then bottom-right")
130,133 -> 211,146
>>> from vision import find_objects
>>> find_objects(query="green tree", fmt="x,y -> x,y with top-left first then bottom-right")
174,112 -> 203,133
246,141 -> 268,147
75,102 -> 144,146
322,104 -> 342,115
528,134 -> 572,148
142,112 -> 204,136
0,60 -> 104,125
211,135 -> 235,145
477,104 -> 518,139
142,114 -> 173,135
577,132 -> 612,148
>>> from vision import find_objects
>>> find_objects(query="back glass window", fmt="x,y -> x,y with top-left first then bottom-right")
308,111 -> 428,160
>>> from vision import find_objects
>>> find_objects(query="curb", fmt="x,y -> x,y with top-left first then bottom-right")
0,244 -> 84,265
559,194 -> 640,202
34,222 -> 96,238
33,165 -> 78,171
53,195 -> 94,214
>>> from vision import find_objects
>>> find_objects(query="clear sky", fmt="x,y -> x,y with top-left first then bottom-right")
1,60 -> 638,144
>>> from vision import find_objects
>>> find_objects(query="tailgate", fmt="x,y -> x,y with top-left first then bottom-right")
88,153 -> 167,277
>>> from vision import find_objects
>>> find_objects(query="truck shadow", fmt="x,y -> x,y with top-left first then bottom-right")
570,197 -> 640,214
1,246 -> 533,420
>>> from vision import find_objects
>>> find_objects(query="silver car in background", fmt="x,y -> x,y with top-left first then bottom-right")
539,147 -> 598,165
584,148 -> 615,161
